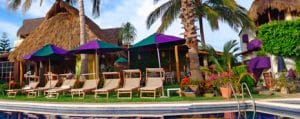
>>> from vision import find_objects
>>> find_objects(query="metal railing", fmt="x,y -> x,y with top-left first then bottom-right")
241,82 -> 256,119
228,83 -> 240,119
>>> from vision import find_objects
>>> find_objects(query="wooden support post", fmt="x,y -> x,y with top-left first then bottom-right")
19,62 -> 23,87
175,45 -> 180,83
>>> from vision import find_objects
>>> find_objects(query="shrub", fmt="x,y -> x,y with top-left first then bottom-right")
257,19 -> 300,57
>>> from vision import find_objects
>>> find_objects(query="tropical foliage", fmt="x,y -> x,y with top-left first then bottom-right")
119,22 -> 137,46
232,65 -> 255,91
206,40 -> 239,72
146,0 -> 253,79
205,40 -> 241,90
7,0 -> 101,17
257,19 -> 300,57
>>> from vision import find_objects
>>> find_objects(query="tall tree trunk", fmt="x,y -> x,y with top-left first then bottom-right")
195,0 -> 208,80
79,0 -> 88,76
180,0 -> 203,81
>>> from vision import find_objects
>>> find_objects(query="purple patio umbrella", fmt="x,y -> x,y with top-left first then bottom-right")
130,33 -> 185,68
70,39 -> 123,79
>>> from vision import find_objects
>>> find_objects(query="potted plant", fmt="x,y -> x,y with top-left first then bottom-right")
199,80 -> 215,97
180,77 -> 199,97
279,73 -> 289,94
218,71 -> 234,99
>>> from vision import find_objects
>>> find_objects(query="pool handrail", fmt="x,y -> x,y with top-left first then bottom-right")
228,83 -> 240,119
241,82 -> 256,119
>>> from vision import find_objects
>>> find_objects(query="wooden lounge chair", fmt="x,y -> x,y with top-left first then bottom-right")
26,80 -> 59,97
45,79 -> 76,99
117,69 -> 141,99
140,68 -> 165,99
94,72 -> 121,98
6,81 -> 39,98
71,79 -> 99,99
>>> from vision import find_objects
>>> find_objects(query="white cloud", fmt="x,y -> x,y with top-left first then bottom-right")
0,0 -> 254,51
21,1 -> 52,18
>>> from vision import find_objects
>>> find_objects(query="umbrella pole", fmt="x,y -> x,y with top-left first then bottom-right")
95,51 -> 99,80
48,59 -> 51,73
156,47 -> 167,97
48,59 -> 52,89
156,47 -> 161,68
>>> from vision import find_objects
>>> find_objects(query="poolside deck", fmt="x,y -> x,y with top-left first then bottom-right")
0,96 -> 300,118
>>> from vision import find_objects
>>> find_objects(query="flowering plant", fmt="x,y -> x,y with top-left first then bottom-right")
208,70 -> 236,88
199,80 -> 214,93
180,77 -> 199,92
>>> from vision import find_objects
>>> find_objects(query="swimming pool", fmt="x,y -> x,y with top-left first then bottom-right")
0,111 -> 295,119
0,99 -> 299,118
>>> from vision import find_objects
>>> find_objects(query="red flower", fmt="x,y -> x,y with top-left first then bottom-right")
181,77 -> 190,85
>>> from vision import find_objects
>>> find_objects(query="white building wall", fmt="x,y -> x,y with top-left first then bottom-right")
12,36 -> 24,51
239,29 -> 296,78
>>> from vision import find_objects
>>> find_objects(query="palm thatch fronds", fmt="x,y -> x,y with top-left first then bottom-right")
9,1 -> 120,61
249,0 -> 300,21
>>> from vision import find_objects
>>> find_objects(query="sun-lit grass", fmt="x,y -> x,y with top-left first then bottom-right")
0,89 -> 278,103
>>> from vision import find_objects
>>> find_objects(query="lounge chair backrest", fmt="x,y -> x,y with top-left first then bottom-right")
145,78 -> 163,88
28,81 -> 39,89
60,79 -> 76,89
123,69 -> 141,89
103,79 -> 120,89
68,79 -> 77,88
82,80 -> 99,89
146,68 -> 165,80
44,80 -> 58,88
123,78 -> 140,88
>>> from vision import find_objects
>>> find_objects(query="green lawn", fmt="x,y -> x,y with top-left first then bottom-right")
0,91 -> 277,104
0,84 -> 278,103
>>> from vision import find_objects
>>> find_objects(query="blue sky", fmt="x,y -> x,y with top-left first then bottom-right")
0,0 -> 253,51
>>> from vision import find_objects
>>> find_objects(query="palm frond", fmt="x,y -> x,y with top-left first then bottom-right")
205,45 -> 223,72
146,0 -> 174,30
7,0 -> 21,11
201,4 -> 219,30
157,0 -> 181,33
154,0 -> 162,4
22,0 -> 32,13
65,0 -> 77,6
119,22 -> 136,45
40,0 -> 43,6
91,0 -> 100,18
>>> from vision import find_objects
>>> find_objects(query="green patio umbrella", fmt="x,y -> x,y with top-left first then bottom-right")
115,57 -> 128,64
130,33 -> 185,68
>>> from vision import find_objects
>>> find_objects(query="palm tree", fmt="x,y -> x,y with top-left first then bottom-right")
146,0 -> 253,80
180,0 -> 203,80
206,40 -> 240,72
78,0 -> 100,75
119,22 -> 137,67
7,0 -> 101,75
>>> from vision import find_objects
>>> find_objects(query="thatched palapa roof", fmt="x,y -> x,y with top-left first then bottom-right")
249,0 -> 300,21
17,18 -> 44,38
10,1 -> 121,61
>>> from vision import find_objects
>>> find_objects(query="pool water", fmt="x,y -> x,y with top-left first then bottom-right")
166,111 -> 294,119
0,111 -> 295,119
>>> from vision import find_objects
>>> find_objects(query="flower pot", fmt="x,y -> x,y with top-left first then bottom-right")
203,93 -> 214,97
220,87 -> 232,99
280,87 -> 289,94
188,85 -> 198,91
183,92 -> 196,97
224,112 -> 236,119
